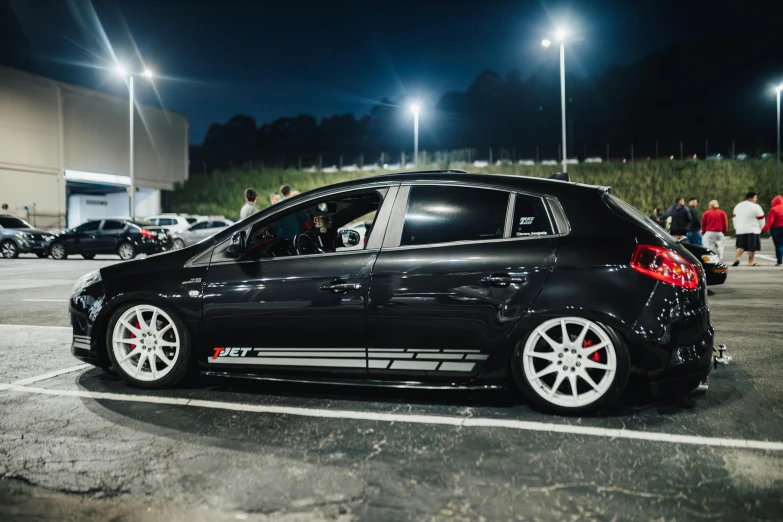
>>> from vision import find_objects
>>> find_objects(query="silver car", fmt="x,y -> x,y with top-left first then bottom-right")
171,218 -> 234,249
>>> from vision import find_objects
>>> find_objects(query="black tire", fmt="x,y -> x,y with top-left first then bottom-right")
50,242 -> 67,260
1,240 -> 19,259
82,254 -> 96,260
511,318 -> 631,415
105,302 -> 191,389
117,242 -> 135,260
36,253 -> 48,258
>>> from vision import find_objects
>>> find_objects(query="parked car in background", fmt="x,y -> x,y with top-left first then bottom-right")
681,242 -> 727,286
171,218 -> 234,249
585,156 -> 603,164
0,215 -> 55,259
706,154 -> 723,161
145,214 -> 198,233
48,218 -> 172,260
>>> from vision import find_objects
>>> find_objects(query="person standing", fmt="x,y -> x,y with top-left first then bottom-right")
761,195 -> 783,266
240,188 -> 260,219
662,197 -> 692,239
701,200 -> 729,260
649,208 -> 662,225
686,198 -> 702,245
269,193 -> 281,205
279,185 -> 292,201
732,192 -> 765,266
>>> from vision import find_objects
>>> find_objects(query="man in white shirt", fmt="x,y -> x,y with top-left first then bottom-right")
240,188 -> 260,220
732,191 -> 765,266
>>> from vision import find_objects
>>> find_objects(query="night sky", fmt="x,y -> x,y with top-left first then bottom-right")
0,0 -> 775,144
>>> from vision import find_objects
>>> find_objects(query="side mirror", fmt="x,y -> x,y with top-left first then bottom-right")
225,231 -> 246,258
340,229 -> 360,247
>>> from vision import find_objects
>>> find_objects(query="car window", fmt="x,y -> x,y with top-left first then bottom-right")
147,218 -> 158,225
244,190 -> 384,260
74,221 -> 101,232
159,218 -> 175,226
400,185 -> 508,246
211,221 -> 229,229
0,216 -> 32,228
512,194 -> 554,237
101,220 -> 126,231
190,222 -> 211,231
185,218 -> 198,225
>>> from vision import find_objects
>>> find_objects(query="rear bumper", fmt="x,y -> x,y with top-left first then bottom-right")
705,263 -> 728,286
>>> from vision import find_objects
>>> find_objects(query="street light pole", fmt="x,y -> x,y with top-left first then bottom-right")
128,74 -> 135,219
777,85 -> 781,195
559,41 -> 567,173
410,104 -> 420,167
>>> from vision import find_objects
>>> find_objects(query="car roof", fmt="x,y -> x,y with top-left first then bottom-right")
310,170 -> 608,198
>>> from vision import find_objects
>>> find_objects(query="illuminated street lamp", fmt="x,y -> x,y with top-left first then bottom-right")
115,64 -> 154,218
777,84 -> 782,194
542,28 -> 569,172
410,103 -> 420,167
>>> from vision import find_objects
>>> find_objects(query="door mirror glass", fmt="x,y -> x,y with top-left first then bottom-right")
340,229 -> 360,247
225,231 -> 246,258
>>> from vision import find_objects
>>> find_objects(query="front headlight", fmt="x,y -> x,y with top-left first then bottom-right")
72,270 -> 102,295
701,254 -> 720,264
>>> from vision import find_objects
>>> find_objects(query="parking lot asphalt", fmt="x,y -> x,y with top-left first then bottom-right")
1,244 -> 782,521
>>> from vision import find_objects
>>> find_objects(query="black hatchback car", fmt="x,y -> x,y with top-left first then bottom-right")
0,215 -> 55,258
49,218 -> 172,260
69,172 -> 715,414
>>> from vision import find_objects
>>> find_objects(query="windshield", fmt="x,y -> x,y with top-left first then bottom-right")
130,218 -> 155,227
0,216 -> 33,229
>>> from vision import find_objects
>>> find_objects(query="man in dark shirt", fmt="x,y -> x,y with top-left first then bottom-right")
662,197 -> 692,238
686,197 -> 702,245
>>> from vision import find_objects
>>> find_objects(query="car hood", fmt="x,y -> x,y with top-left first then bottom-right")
4,228 -> 53,236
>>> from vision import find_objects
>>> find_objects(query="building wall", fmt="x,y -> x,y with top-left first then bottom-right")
0,65 -> 188,227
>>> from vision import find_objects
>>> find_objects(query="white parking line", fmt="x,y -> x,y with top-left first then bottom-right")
12,364 -> 92,386
22,299 -> 69,303
0,324 -> 71,330
2,376 -> 783,452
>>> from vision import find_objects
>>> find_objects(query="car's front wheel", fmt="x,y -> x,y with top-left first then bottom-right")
50,242 -> 67,260
512,317 -> 630,414
106,303 -> 190,388
1,240 -> 19,259
173,238 -> 185,250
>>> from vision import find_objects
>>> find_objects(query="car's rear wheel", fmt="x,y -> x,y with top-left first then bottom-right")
1,240 -> 19,259
106,303 -> 190,388
82,254 -> 96,260
512,317 -> 630,414
117,242 -> 135,260
173,238 -> 185,250
50,242 -> 67,260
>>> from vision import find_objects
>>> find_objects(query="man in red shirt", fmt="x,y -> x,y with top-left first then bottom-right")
761,195 -> 783,266
701,199 -> 729,260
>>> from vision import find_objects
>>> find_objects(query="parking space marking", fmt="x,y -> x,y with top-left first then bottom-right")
21,299 -> 69,303
0,324 -> 70,330
11,364 -> 92,386
3,382 -> 783,452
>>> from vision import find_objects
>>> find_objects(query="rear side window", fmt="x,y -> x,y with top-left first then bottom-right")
186,218 -> 198,225
401,185 -> 507,246
512,194 -> 554,237
102,220 -> 125,231
605,194 -> 677,246
159,218 -> 175,226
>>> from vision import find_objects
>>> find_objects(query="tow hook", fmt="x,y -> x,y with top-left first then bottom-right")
713,344 -> 731,369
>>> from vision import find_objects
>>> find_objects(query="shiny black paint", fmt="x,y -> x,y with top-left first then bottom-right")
69,172 -> 714,393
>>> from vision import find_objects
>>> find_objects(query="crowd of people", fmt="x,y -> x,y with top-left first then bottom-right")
650,192 -> 783,266
239,184 -> 299,220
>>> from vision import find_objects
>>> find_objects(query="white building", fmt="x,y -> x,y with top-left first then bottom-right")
0,65 -> 188,229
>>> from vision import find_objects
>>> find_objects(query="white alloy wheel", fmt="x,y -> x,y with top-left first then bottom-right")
522,317 -> 617,409
118,242 -> 135,260
173,238 -> 185,250
111,305 -> 180,382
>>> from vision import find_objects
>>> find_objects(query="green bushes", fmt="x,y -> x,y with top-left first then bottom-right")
171,160 -> 778,225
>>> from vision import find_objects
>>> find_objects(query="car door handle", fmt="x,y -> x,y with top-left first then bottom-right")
480,274 -> 526,287
320,281 -> 362,294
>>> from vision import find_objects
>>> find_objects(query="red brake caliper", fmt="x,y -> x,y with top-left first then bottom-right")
583,339 -> 602,362
130,321 -> 140,349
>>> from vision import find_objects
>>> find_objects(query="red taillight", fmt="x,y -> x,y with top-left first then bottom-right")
630,244 -> 699,290
140,229 -> 156,239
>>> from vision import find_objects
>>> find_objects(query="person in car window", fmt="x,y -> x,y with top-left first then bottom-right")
240,188 -> 260,219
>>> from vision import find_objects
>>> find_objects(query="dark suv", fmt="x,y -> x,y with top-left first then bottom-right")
0,215 -> 55,258
68,172 -> 715,414
48,218 -> 172,260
